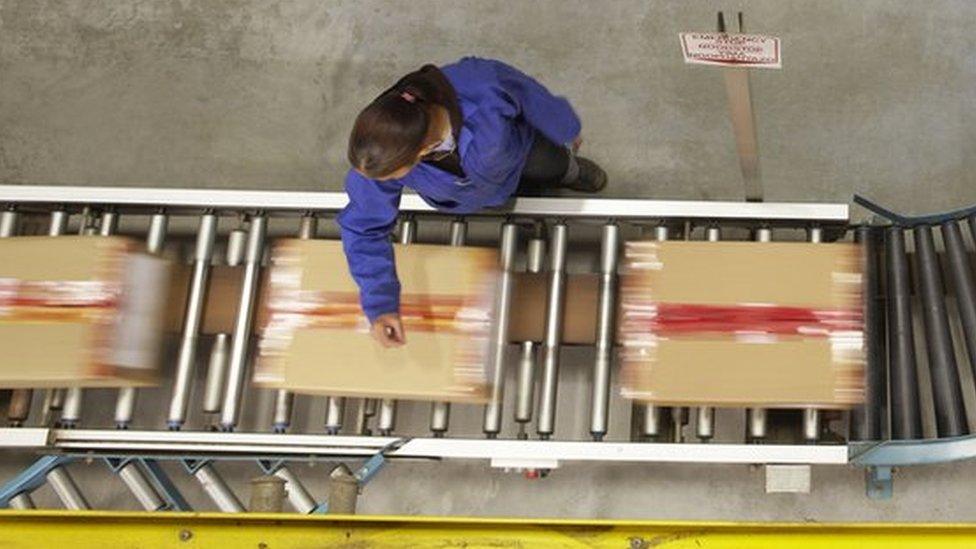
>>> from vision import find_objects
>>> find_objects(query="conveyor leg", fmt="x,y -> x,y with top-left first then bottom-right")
866,466 -> 893,500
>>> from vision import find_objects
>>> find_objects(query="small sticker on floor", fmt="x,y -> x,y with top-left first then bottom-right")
679,32 -> 782,68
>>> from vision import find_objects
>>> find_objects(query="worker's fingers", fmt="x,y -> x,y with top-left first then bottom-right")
386,318 -> 406,345
371,316 -> 405,347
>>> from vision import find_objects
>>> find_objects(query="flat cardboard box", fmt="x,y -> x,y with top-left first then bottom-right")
619,240 -> 864,409
253,239 -> 497,402
166,263 -> 601,344
0,236 -> 170,388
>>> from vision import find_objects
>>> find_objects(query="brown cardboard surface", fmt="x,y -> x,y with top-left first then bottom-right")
621,241 -> 861,308
620,336 -> 861,408
257,329 -> 489,402
0,235 -> 132,281
618,240 -> 865,408
253,239 -> 496,402
0,236 -> 166,388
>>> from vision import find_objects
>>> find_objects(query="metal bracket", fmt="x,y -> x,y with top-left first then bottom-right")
180,458 -> 211,475
256,459 -> 287,475
866,466 -> 893,500
0,455 -> 74,508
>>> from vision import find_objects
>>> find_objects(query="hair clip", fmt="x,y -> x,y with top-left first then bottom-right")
400,91 -> 417,103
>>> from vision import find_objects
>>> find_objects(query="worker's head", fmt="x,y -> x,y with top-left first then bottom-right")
348,65 -> 458,181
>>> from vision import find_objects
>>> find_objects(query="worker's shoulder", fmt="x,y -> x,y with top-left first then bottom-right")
442,56 -> 510,82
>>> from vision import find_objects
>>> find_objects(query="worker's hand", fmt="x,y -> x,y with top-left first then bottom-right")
571,136 -> 583,153
371,313 -> 405,348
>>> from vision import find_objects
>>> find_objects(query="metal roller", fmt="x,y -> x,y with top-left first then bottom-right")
167,213 -> 218,430
194,463 -> 244,512
802,227 -> 825,444
377,217 -> 416,436
696,225 -> 721,442
537,222 -> 568,439
637,225 -> 669,441
220,214 -> 267,431
430,219 -> 468,437
483,222 -> 518,438
514,230 -> 545,439
745,226 -> 772,443
42,210 -> 69,423
60,211 -> 118,428
47,467 -> 90,510
202,234 -> 245,416
851,226 -> 886,441
589,222 -> 620,441
272,215 -> 318,433
324,396 -> 345,435
8,493 -> 35,509
886,226 -> 922,440
225,228 -> 247,267
117,461 -> 166,511
0,209 -> 17,237
202,333 -> 231,414
356,398 -> 378,436
115,212 -> 168,429
913,224 -> 966,437
273,466 -> 317,514
0,210 -> 29,428
943,221 -> 976,416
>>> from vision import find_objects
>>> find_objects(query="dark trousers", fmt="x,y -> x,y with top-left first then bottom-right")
516,131 -> 574,196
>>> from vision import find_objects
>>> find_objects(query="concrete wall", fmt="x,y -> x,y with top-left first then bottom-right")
3,0 -> 976,521
2,1 -> 975,215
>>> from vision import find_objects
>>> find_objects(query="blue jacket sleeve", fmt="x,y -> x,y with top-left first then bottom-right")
336,169 -> 403,323
491,60 -> 582,146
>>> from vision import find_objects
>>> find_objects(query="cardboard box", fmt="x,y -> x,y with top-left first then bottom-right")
253,240 -> 498,402
619,241 -> 864,408
0,236 -> 170,388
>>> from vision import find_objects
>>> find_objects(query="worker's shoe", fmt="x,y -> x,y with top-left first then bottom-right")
562,157 -> 608,193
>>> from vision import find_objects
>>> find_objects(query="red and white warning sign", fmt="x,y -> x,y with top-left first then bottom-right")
679,32 -> 781,69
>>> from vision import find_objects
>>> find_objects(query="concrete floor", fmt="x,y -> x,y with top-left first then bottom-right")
2,0 -> 976,521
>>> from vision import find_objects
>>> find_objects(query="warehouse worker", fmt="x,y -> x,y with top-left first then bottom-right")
339,56 -> 606,347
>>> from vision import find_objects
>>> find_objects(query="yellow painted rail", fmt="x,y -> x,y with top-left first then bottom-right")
0,511 -> 974,548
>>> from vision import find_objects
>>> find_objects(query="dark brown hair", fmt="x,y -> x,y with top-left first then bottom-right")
348,64 -> 461,179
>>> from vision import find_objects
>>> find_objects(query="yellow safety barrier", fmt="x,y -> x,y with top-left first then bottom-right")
0,510 -> 974,548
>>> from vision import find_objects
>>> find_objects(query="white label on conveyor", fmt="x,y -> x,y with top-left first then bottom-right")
679,32 -> 782,68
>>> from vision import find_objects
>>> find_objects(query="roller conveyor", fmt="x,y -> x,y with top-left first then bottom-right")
0,184 -> 974,510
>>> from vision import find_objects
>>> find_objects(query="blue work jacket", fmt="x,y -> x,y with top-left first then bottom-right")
337,57 -> 581,321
